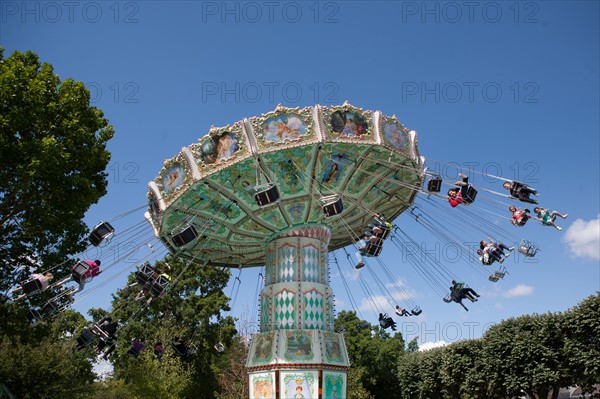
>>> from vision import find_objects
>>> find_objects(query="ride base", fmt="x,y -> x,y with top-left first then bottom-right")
246,225 -> 349,399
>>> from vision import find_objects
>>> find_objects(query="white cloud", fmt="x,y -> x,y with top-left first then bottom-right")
563,215 -> 600,260
419,341 -> 449,351
503,284 -> 534,298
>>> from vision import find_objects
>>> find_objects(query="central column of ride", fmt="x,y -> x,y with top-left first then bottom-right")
246,225 -> 349,399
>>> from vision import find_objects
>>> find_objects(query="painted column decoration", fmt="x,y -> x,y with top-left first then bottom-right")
247,225 -> 349,399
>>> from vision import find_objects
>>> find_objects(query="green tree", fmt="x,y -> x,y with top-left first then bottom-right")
0,332 -> 95,398
397,351 -> 421,399
103,256 -> 235,399
418,347 -> 444,399
121,352 -> 193,399
482,313 -> 569,399
0,48 -> 114,294
563,293 -> 600,397
335,310 -> 405,399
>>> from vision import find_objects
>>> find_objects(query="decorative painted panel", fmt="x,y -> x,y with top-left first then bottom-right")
323,370 -> 347,399
280,370 -> 318,399
283,330 -> 314,362
249,371 -> 276,399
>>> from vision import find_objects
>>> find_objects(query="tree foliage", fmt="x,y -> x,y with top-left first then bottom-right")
0,47 -> 114,294
97,256 -> 235,399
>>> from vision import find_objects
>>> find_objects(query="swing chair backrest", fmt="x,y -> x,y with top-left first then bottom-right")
88,221 -> 115,247
464,186 -> 477,204
78,330 -> 96,346
518,240 -> 538,257
427,176 -> 442,193
72,261 -> 92,284
320,194 -> 344,217
172,342 -> 189,357
42,301 -> 60,317
135,263 -> 158,286
150,275 -> 170,296
172,225 -> 198,247
364,242 -> 382,256
22,278 -> 43,295
214,342 -> 225,353
254,183 -> 280,207
26,308 -> 42,323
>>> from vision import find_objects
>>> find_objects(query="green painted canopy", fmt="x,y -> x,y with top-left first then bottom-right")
146,103 -> 424,267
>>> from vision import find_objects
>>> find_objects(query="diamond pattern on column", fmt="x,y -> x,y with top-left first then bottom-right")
278,244 -> 295,283
302,244 -> 319,283
274,289 -> 296,330
303,289 -> 324,329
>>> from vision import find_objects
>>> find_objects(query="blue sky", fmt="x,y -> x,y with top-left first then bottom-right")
3,1 -> 599,348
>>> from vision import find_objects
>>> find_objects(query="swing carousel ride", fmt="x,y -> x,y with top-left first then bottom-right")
144,102 -> 424,399
14,101 -> 551,399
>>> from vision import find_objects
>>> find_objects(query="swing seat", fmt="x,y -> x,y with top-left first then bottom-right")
172,225 -> 198,247
88,221 -> 115,247
254,183 -> 280,207
427,176 -> 442,193
71,261 -> 92,285
411,307 -> 422,316
172,342 -> 190,358
214,342 -> 225,353
77,330 -> 96,347
363,242 -> 382,256
443,295 -> 453,303
150,275 -> 170,297
356,322 -> 370,330
320,195 -> 344,217
26,308 -> 42,323
464,186 -> 478,204
22,278 -> 43,295
518,239 -> 539,258
135,263 -> 158,286
42,301 -> 60,317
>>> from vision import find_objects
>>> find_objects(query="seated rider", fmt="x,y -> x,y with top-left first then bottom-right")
378,313 -> 397,331
128,338 -> 145,357
154,341 -> 165,360
135,264 -> 172,304
395,305 -> 410,317
451,280 -> 480,302
503,181 -> 539,204
96,334 -> 117,360
171,337 -> 190,358
445,287 -> 470,311
478,240 -> 513,265
372,213 -> 393,233
13,272 -> 54,301
94,316 -> 119,339
534,207 -> 568,231
447,174 -> 475,207
509,206 -> 531,226
73,260 -> 102,293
